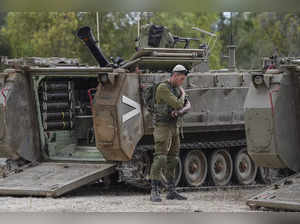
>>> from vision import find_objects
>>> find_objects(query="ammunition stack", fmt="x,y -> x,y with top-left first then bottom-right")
41,80 -> 74,131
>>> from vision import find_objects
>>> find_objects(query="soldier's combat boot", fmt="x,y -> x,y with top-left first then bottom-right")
166,181 -> 187,200
150,180 -> 162,202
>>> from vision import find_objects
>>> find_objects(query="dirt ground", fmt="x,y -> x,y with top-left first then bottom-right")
0,183 -> 263,212
0,158 -> 275,213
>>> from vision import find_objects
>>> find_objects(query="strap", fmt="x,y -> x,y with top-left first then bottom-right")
153,81 -> 164,105
180,118 -> 184,139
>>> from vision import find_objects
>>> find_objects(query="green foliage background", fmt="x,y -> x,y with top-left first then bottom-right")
1,12 -> 300,70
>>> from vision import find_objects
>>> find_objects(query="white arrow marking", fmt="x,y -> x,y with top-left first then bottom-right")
122,95 -> 141,123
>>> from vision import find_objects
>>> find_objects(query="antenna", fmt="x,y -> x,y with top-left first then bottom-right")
227,12 -> 236,70
192,27 -> 217,37
96,12 -> 100,49
192,27 -> 217,57
137,12 -> 141,39
230,12 -> 233,45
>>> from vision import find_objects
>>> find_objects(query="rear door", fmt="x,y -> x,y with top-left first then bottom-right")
247,173 -> 300,211
0,162 -> 115,197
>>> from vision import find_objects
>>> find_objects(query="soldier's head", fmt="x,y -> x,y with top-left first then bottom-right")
170,64 -> 188,87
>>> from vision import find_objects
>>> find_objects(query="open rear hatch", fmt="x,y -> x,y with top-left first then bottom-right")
247,173 -> 300,211
0,162 -> 115,197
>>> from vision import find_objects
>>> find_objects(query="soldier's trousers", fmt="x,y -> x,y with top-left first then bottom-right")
150,123 -> 180,181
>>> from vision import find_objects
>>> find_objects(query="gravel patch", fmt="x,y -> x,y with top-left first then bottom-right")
0,183 -> 262,212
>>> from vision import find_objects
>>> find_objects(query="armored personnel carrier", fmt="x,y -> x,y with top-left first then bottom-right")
244,57 -> 300,211
0,25 -> 267,197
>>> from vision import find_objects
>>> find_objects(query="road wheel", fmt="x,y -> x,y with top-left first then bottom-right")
161,156 -> 182,187
256,167 -> 271,184
135,150 -> 151,181
182,150 -> 208,187
209,149 -> 233,186
234,148 -> 257,185
125,150 -> 152,189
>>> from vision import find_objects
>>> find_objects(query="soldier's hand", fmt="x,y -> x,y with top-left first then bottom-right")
171,111 -> 178,118
178,99 -> 191,115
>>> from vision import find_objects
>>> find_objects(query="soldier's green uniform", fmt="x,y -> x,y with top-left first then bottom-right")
149,64 -> 189,202
150,80 -> 185,181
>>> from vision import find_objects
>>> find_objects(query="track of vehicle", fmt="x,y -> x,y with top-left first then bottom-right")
117,138 -> 272,190
177,184 -> 266,193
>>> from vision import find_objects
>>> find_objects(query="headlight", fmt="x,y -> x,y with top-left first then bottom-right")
253,75 -> 264,86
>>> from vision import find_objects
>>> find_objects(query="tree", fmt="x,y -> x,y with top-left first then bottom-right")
1,12 -> 222,69
2,12 -> 80,58
0,12 -> 11,57
219,12 -> 300,69
218,12 -> 258,69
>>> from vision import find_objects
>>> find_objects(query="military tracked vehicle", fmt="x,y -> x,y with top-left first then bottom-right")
0,25 -> 267,197
244,57 -> 300,211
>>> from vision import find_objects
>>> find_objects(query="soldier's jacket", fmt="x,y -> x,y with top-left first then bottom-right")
153,81 -> 185,126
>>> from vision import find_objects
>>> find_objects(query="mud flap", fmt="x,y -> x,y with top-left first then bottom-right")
0,162 -> 115,197
247,173 -> 300,211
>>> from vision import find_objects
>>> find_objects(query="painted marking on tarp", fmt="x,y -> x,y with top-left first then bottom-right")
122,96 -> 141,123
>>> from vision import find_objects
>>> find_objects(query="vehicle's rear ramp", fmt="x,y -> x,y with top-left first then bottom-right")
247,173 -> 300,211
0,162 -> 115,197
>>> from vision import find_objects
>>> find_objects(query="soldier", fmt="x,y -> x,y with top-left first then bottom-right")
150,64 -> 191,202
